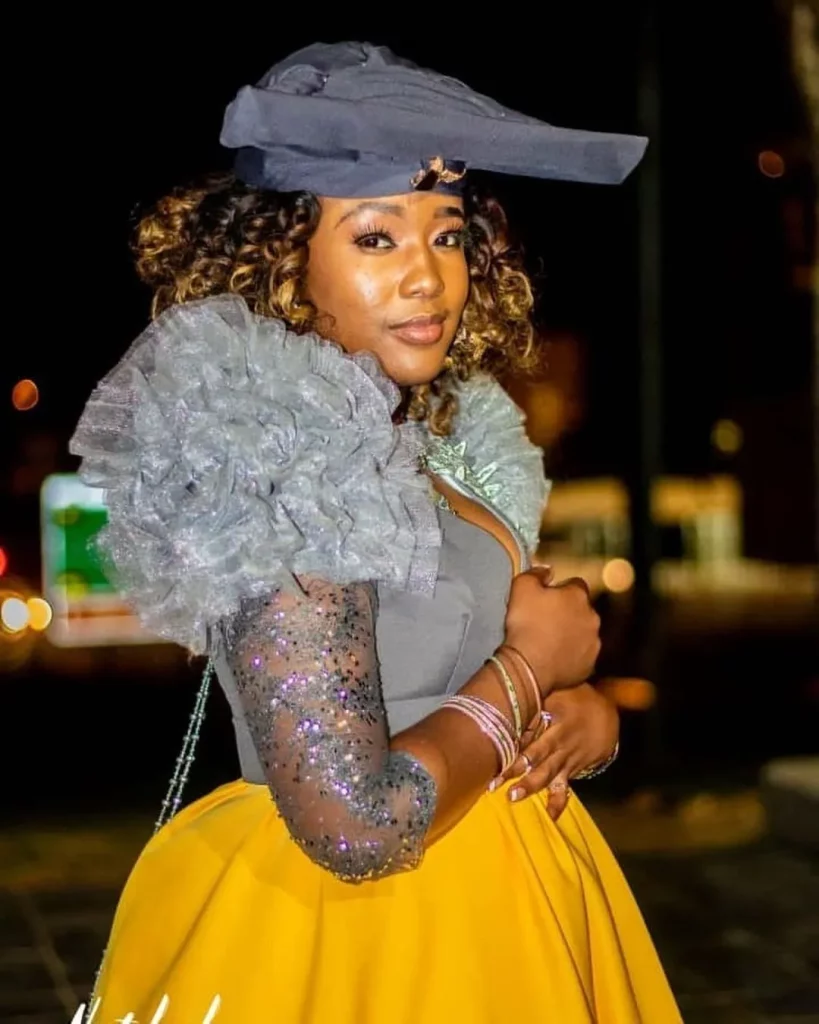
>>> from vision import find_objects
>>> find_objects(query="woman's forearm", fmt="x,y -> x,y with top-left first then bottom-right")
391,657 -> 537,844
226,579 -> 536,881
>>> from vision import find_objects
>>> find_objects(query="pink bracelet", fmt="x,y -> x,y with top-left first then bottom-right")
440,694 -> 518,773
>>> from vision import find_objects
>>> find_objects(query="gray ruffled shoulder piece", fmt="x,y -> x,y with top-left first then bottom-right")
69,295 -> 440,654
424,374 -> 551,554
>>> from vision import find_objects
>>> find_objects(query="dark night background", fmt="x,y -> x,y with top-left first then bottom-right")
3,6 -> 816,557
0,5 -> 817,1020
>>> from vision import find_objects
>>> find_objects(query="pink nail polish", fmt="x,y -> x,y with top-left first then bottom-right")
488,777 -> 501,792
509,787 -> 524,802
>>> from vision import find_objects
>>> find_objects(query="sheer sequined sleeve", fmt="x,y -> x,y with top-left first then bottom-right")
222,577 -> 438,883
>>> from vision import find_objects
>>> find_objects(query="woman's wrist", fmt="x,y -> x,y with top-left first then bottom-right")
498,635 -> 559,702
573,741 -> 620,780
486,653 -> 526,738
483,653 -> 525,734
495,645 -> 543,724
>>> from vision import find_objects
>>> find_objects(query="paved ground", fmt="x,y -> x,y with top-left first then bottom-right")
624,845 -> 819,1022
1,794 -> 817,1023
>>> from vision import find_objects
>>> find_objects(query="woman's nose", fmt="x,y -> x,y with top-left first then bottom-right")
398,246 -> 445,299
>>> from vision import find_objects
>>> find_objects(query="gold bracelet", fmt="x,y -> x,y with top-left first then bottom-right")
573,741 -> 620,780
487,654 -> 523,739
497,644 -> 541,728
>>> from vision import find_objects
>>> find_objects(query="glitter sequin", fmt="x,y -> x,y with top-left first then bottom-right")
224,578 -> 437,883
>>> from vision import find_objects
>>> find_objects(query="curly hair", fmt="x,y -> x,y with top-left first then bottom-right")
134,172 -> 541,435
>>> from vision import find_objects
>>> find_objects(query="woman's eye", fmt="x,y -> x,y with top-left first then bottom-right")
436,229 -> 466,248
353,232 -> 395,250
352,227 -> 465,250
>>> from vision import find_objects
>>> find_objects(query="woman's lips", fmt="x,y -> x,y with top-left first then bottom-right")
388,315 -> 447,346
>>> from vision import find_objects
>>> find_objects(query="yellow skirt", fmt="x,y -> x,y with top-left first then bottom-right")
93,779 -> 681,1023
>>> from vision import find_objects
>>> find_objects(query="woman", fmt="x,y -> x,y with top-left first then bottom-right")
71,42 -> 681,1023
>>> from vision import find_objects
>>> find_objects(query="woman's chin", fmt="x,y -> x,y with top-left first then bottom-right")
375,346 -> 449,388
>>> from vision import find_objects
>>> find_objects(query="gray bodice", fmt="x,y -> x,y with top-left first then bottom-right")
70,292 -> 547,798
378,510 -> 513,731
215,508 -> 513,784
67,294 -> 548,880
70,296 -> 550,880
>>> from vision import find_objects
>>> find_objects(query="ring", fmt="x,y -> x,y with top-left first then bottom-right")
549,778 -> 567,793
540,710 -> 553,729
521,753 -> 532,773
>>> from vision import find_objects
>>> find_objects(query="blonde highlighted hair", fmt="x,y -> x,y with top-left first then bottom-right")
134,172 -> 541,435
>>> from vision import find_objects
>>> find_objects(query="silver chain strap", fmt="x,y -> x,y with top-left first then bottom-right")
83,658 -> 215,1021
154,658 -> 214,832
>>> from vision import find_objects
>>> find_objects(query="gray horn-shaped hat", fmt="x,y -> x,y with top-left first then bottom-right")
220,41 -> 648,198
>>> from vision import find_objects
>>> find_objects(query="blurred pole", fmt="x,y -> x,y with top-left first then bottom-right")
786,2 -> 819,572
634,0 -> 663,602
630,0 -> 666,780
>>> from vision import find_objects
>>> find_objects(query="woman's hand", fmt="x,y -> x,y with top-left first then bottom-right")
497,684 -> 619,818
503,569 -> 601,696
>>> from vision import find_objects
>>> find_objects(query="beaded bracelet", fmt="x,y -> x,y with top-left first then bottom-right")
486,654 -> 523,739
440,694 -> 518,773
573,741 -> 620,781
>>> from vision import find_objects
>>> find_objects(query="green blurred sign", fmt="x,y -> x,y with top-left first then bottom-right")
40,474 -> 162,646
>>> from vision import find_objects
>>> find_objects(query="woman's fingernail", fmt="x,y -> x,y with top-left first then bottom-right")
488,776 -> 502,792
509,787 -> 524,802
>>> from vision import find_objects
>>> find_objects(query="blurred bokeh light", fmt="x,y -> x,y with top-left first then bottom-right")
26,596 -> 53,632
602,558 -> 636,593
711,419 -> 744,455
599,677 -> 658,711
11,379 -> 39,412
1,597 -> 30,633
757,149 -> 786,177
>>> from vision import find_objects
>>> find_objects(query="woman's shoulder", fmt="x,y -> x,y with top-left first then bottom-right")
424,374 -> 551,553
69,295 -> 439,653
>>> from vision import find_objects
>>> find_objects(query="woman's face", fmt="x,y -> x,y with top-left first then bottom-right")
306,191 -> 469,386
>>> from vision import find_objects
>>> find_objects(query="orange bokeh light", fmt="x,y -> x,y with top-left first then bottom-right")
0,548 -> 6,576
598,677 -> 657,711
12,379 -> 39,411
27,597 -> 53,632
758,150 -> 785,178
601,558 -> 636,594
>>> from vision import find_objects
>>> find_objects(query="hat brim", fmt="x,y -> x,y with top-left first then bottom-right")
223,88 -> 648,188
